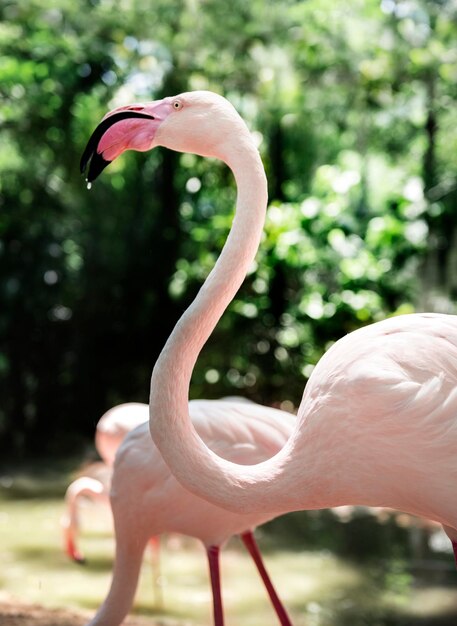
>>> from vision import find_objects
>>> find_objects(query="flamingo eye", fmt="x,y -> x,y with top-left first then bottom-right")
172,100 -> 183,111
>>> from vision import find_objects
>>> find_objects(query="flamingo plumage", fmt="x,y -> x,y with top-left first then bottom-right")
84,399 -> 294,626
81,90 -> 457,579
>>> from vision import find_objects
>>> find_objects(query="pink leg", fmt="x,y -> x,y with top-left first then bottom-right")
241,530 -> 292,626
148,535 -> 163,607
206,544 -> 224,626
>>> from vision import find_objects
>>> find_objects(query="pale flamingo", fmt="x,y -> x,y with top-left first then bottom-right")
85,398 -> 295,626
80,91 -> 457,567
61,402 -> 150,563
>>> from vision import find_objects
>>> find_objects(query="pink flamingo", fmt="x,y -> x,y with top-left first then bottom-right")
81,91 -> 457,569
61,402 -> 150,563
85,398 -> 295,626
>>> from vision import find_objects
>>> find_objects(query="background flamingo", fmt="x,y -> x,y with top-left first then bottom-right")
81,90 -> 457,577
61,402 -> 150,563
85,398 -> 295,626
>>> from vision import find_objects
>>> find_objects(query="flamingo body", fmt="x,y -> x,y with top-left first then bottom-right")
289,312 -> 457,523
86,399 -> 295,626
112,399 -> 294,545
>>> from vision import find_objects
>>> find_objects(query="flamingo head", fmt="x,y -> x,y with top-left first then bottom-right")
80,90 -> 248,183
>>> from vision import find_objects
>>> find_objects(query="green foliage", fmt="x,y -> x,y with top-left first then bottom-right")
182,152 -> 427,404
0,0 -> 456,457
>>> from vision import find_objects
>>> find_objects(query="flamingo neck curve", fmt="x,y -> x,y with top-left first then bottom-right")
149,133 -> 296,514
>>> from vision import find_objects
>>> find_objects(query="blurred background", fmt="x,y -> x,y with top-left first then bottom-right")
1,0 -> 457,624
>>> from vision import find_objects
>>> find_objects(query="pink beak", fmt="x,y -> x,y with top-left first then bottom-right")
80,99 -> 174,183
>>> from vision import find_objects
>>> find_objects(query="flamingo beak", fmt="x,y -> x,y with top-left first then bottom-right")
80,99 -> 174,184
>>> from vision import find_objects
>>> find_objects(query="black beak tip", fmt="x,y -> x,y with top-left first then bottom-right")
87,152 -> 111,184
80,154 -> 89,176
79,145 -> 111,184
79,110 -> 155,186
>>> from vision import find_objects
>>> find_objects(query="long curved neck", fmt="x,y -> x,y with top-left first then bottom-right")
150,136 -> 267,407
149,136 -> 291,514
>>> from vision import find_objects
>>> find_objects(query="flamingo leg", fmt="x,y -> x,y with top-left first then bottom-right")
241,530 -> 292,626
206,544 -> 224,626
148,535 -> 163,608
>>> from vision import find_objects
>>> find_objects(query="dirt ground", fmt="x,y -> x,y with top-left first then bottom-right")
0,600 -> 88,626
0,599 -> 181,626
